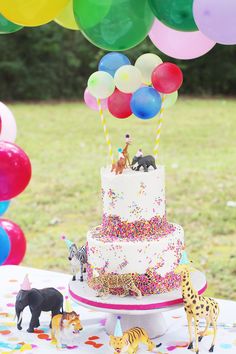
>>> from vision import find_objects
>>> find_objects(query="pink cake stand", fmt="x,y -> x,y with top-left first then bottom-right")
69,270 -> 207,339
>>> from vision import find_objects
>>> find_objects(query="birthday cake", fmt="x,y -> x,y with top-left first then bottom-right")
86,166 -> 184,296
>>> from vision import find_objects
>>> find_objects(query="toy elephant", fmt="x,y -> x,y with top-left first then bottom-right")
131,155 -> 157,172
15,275 -> 63,333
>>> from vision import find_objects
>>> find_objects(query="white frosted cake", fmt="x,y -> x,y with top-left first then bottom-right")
86,167 -> 185,296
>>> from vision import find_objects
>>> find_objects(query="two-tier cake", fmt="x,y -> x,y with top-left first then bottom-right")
86,166 -> 184,296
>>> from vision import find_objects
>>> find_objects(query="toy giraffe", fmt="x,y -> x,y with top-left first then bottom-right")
122,134 -> 132,168
175,264 -> 219,354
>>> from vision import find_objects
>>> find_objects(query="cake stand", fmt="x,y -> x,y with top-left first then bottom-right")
69,270 -> 207,339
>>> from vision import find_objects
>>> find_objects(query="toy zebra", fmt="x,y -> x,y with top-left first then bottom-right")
62,236 -> 87,282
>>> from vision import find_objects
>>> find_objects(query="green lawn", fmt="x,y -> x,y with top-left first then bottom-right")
5,98 -> 236,300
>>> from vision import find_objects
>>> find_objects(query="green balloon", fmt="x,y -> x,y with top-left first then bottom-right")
73,0 -> 154,51
0,13 -> 23,34
148,0 -> 198,32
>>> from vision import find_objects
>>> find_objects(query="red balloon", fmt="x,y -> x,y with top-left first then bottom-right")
151,62 -> 183,94
0,219 -> 27,265
108,89 -> 132,119
0,142 -> 32,201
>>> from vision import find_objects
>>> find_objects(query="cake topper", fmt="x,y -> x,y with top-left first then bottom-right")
111,134 -> 132,174
90,269 -> 142,299
51,309 -> 83,349
109,316 -> 162,354
131,150 -> 157,172
111,148 -> 126,175
175,260 -> 219,354
15,274 -> 63,332
62,236 -> 87,282
123,133 -> 132,167
86,53 -> 183,166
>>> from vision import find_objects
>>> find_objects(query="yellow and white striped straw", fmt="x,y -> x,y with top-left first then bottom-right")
153,95 -> 166,162
97,98 -> 114,165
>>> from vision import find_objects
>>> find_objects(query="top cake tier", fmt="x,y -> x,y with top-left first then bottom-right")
101,167 -> 167,239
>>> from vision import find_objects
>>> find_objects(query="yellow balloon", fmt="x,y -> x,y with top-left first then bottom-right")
0,0 -> 70,27
55,0 -> 79,30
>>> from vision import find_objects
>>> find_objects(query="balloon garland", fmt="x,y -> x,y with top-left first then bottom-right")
0,103 -> 31,265
0,0 -> 235,58
85,52 -> 183,162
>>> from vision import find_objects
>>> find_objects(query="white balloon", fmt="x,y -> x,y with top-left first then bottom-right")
114,65 -> 142,93
135,53 -> 163,84
0,102 -> 17,143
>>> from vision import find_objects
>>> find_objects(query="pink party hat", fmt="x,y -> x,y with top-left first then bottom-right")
21,274 -> 32,291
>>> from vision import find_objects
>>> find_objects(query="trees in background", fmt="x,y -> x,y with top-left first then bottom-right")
0,22 -> 235,100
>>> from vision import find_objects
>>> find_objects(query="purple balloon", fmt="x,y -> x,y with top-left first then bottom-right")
84,88 -> 108,111
193,0 -> 236,45
149,19 -> 216,60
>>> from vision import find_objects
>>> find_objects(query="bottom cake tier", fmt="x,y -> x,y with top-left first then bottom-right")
86,223 -> 185,296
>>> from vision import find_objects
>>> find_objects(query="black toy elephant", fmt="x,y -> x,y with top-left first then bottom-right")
15,287 -> 63,333
131,155 -> 157,172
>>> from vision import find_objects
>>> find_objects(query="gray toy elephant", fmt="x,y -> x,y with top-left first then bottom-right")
131,154 -> 157,172
15,275 -> 63,333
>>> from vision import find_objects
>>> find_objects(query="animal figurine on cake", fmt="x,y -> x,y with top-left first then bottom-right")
122,133 -> 132,167
111,134 -> 132,174
111,148 -> 126,175
62,236 -> 87,282
109,316 -> 162,354
15,275 -> 63,333
51,297 -> 83,349
131,150 -> 157,172
90,269 -> 142,299
175,252 -> 219,354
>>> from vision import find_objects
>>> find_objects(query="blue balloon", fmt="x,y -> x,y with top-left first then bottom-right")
98,52 -> 131,77
0,226 -> 10,265
0,200 -> 10,216
131,87 -> 162,119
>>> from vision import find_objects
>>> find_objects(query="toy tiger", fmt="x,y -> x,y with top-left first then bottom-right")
110,327 -> 161,354
91,269 -> 142,299
51,311 -> 83,348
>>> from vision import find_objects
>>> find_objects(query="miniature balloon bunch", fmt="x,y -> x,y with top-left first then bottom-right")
0,102 -> 31,265
85,52 -> 183,164
85,52 -> 183,120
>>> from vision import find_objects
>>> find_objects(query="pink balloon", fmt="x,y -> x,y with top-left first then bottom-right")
0,219 -> 27,265
84,87 -> 108,111
149,19 -> 216,60
0,141 -> 32,201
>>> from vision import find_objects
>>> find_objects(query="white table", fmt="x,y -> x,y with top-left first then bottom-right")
0,265 -> 235,353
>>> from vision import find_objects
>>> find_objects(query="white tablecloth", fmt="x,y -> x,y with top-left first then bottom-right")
0,265 -> 235,353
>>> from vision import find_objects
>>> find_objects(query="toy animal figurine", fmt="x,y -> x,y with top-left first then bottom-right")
110,316 -> 162,354
131,150 -> 157,172
111,134 -> 132,174
175,263 -> 219,354
111,150 -> 126,175
122,134 -> 132,168
62,236 -> 87,282
51,311 -> 83,349
90,269 -> 142,299
15,275 -> 63,333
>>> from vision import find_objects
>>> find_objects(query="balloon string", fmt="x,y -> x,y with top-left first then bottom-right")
97,99 -> 115,165
153,95 -> 166,162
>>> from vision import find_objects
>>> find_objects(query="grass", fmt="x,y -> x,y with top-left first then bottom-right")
5,98 -> 236,300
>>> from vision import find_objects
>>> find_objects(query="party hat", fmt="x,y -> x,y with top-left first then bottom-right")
179,251 -> 190,265
21,274 -> 32,291
65,296 -> 73,312
61,235 -> 74,249
114,316 -> 123,337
